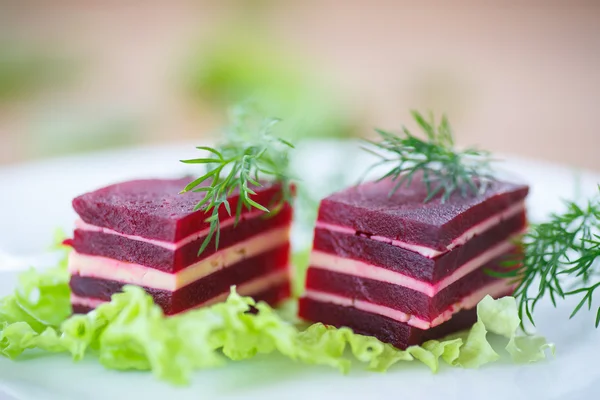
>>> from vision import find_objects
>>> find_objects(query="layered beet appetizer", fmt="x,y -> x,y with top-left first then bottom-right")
68,177 -> 292,315
0,110 -> 559,383
298,173 -> 528,349
300,173 -> 528,348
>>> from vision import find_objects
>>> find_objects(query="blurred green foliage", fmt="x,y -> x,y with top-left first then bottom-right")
0,43 -> 74,102
28,111 -> 140,158
183,31 -> 358,141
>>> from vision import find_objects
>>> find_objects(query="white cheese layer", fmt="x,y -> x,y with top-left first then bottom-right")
71,269 -> 290,314
308,233 -> 520,298
316,201 -> 525,258
68,226 -> 290,291
303,278 -> 514,330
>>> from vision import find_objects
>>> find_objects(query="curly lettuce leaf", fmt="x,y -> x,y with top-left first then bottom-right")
2,285 -> 554,386
0,241 -> 553,385
476,295 -> 556,364
0,233 -> 71,356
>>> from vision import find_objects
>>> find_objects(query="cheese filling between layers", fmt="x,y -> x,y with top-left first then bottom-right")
68,226 -> 290,291
70,269 -> 290,313
303,278 -> 514,330
75,209 -> 266,251
316,201 -> 525,258
309,233 -> 520,297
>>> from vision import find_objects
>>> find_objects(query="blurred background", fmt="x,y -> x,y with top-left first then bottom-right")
0,0 -> 599,170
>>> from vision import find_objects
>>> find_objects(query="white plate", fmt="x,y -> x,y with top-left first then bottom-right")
0,141 -> 599,400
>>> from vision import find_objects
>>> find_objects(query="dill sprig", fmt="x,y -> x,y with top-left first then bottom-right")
180,105 -> 294,255
362,111 -> 495,202
494,189 -> 600,328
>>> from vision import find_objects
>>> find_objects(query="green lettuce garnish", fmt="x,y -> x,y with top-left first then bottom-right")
0,232 -> 71,347
0,244 -> 554,385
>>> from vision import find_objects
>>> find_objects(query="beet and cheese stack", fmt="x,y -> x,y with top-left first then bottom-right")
298,174 -> 528,349
68,177 -> 292,315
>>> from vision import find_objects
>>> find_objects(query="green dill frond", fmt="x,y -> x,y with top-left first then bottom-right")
498,191 -> 600,328
362,111 -> 495,203
180,104 -> 294,255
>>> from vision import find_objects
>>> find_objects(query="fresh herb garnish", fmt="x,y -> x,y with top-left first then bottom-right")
494,190 -> 600,328
180,105 -> 294,255
362,111 -> 495,202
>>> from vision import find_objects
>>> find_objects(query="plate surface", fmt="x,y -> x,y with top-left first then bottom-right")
0,141 -> 599,400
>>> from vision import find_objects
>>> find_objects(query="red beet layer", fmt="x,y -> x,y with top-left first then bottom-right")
72,206 -> 292,272
72,281 -> 291,315
305,249 -> 517,321
298,297 -> 484,349
318,175 -> 528,252
314,211 -> 525,283
73,178 -> 287,242
70,244 -> 290,315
